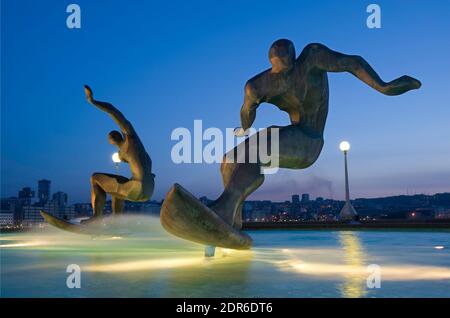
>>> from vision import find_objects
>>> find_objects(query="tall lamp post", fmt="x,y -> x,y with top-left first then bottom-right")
112,152 -> 121,174
339,141 -> 358,222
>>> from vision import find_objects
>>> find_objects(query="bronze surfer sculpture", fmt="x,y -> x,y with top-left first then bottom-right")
84,85 -> 155,219
41,86 -> 155,231
160,39 -> 421,250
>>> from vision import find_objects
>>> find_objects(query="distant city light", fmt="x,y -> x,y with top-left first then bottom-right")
112,152 -> 121,163
339,141 -> 351,152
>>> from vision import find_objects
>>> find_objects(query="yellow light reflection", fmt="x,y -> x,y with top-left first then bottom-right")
85,257 -> 208,272
0,241 -> 46,248
84,248 -> 254,273
276,258 -> 450,279
338,232 -> 367,298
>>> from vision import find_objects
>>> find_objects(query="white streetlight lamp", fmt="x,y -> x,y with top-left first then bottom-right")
339,141 -> 358,222
112,152 -> 121,173
339,141 -> 350,152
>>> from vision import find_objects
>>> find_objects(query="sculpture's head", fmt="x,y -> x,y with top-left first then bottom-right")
269,39 -> 295,73
108,130 -> 124,147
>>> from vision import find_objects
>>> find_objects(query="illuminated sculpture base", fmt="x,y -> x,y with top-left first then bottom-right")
160,183 -> 252,250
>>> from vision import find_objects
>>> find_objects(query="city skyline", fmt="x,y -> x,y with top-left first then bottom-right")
2,0 -> 450,203
3,177 -> 449,205
2,176 -> 448,228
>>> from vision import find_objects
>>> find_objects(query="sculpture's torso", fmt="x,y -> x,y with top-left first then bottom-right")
247,48 -> 329,138
118,133 -> 154,200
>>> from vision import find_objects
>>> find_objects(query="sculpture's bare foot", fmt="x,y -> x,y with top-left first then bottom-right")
384,75 -> 421,96
160,183 -> 253,250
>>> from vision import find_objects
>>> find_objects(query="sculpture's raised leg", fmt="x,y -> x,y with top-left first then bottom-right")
161,128 -> 273,250
160,125 -> 324,250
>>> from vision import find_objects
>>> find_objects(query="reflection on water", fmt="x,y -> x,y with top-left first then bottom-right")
1,216 -> 450,297
338,231 -> 366,298
0,241 -> 47,248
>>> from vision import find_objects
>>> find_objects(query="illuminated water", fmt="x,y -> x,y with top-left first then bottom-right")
1,216 -> 449,298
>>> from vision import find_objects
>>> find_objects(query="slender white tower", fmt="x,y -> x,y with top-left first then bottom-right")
339,141 -> 358,221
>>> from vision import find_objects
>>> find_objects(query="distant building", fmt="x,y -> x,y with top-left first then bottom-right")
124,200 -> 161,215
1,197 -> 22,224
292,195 -> 300,204
38,179 -> 51,205
251,201 -> 272,222
23,201 -> 75,226
435,207 -> 450,220
144,201 -> 161,215
242,201 -> 255,222
18,187 -> 35,205
407,208 -> 435,221
23,206 -> 45,225
0,212 -> 14,226
74,203 -> 93,217
301,193 -> 310,202
52,191 -> 68,207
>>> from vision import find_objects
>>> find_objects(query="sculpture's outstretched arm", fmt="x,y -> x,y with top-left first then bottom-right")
84,85 -> 135,135
302,43 -> 421,95
238,83 -> 260,134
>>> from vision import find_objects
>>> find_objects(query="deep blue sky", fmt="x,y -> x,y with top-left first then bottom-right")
1,0 -> 449,203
